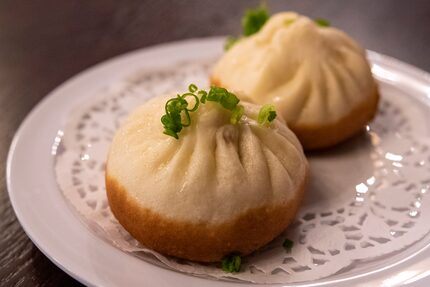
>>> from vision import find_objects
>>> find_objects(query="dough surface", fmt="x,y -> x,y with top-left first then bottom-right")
211,12 -> 379,149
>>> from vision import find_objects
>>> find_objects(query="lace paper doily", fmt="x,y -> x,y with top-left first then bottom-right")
54,60 -> 430,284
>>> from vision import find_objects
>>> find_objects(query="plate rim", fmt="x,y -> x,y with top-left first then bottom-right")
6,36 -> 430,287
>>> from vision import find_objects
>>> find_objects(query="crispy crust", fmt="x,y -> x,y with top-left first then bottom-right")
105,173 -> 307,262
291,85 -> 380,150
210,76 -> 379,150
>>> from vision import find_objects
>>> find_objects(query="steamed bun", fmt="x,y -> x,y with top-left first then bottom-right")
211,12 -> 379,150
106,94 -> 308,262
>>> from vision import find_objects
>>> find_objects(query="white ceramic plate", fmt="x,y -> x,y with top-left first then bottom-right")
7,37 -> 430,286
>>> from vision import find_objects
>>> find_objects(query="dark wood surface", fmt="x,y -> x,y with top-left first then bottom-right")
1,1 -> 429,286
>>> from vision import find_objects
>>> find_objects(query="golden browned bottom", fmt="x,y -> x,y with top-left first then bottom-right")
210,76 -> 379,150
106,175 -> 306,262
292,86 -> 380,150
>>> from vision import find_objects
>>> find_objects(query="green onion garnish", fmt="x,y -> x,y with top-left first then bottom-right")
258,104 -> 277,125
242,4 -> 270,36
224,3 -> 269,50
225,2 -> 332,50
207,86 -> 240,110
161,85 -> 277,139
224,36 -> 240,51
230,104 -> 245,125
221,254 -> 242,273
314,18 -> 330,27
161,85 -> 242,139
283,238 -> 294,251
284,18 -> 295,26
160,84 -> 201,139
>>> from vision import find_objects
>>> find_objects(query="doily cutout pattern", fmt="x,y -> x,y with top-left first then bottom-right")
54,60 -> 430,284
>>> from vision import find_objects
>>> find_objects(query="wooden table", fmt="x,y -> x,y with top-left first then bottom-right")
1,1 -> 429,286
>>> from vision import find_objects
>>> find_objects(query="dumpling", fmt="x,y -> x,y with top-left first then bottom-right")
211,12 -> 379,150
106,89 -> 308,262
